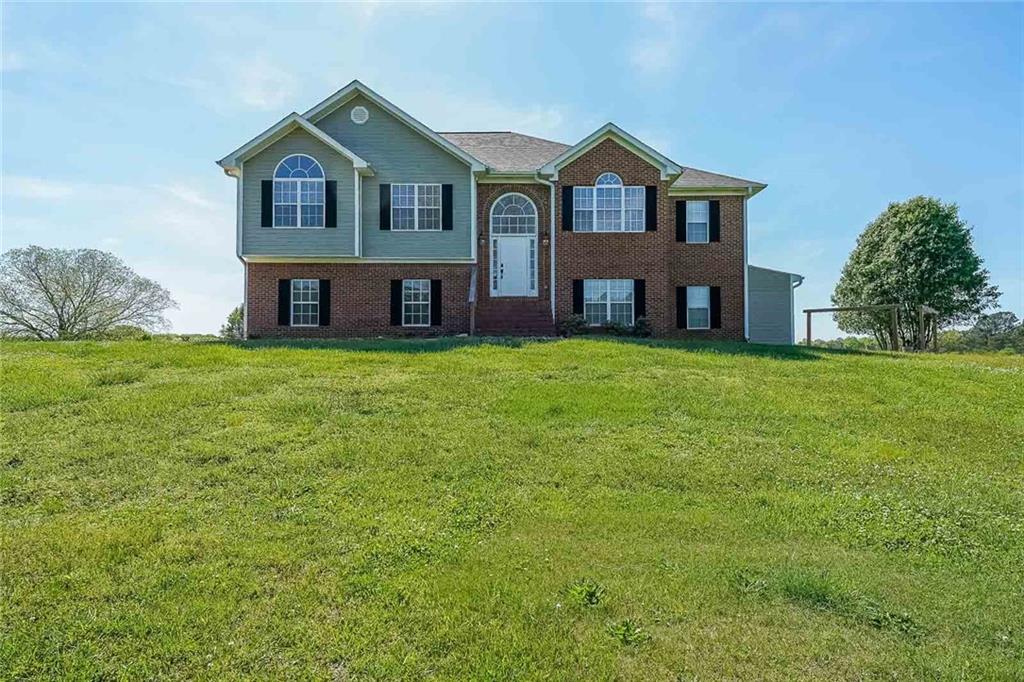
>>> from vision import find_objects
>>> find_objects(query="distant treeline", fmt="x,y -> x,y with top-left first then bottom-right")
815,311 -> 1024,354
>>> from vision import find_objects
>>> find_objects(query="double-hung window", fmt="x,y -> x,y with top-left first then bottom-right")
402,279 -> 431,326
274,155 -> 325,228
686,201 -> 710,243
392,184 -> 441,231
686,286 -> 710,329
583,279 -> 634,326
291,279 -> 320,326
573,173 -> 645,232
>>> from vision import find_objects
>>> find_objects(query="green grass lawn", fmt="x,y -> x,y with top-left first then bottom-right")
2,337 -> 1022,680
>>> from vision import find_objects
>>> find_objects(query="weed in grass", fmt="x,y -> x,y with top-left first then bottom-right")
607,619 -> 650,646
89,365 -> 145,386
731,569 -> 769,596
566,577 -> 606,608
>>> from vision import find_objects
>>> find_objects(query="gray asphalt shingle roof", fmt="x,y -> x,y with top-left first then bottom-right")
440,131 -> 764,189
439,131 -> 569,173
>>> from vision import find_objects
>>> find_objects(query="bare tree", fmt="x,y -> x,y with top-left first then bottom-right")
0,246 -> 178,340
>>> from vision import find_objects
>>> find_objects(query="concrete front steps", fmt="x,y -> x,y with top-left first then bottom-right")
474,298 -> 556,336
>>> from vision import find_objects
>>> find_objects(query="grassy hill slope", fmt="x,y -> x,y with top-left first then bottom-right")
2,338 -> 1022,680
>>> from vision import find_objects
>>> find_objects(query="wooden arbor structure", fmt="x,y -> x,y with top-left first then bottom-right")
802,304 -> 939,351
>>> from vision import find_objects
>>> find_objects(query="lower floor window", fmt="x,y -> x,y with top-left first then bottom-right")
291,279 -> 319,326
403,279 -> 430,326
584,279 -> 634,326
687,286 -> 710,329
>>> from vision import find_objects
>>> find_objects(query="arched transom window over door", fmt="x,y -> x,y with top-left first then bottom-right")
273,154 -> 325,228
489,193 -> 538,297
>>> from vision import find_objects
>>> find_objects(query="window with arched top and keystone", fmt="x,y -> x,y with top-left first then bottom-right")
273,154 -> 325,228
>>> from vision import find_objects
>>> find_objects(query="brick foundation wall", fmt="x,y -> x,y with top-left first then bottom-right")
553,138 -> 746,340
246,262 -> 472,338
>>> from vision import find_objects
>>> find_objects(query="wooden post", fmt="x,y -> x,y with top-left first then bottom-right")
918,305 -> 926,351
806,311 -> 812,347
933,317 -> 939,352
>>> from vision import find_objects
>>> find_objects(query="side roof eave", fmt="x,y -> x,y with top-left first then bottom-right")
539,123 -> 683,180
216,113 -> 373,176
302,80 -> 486,172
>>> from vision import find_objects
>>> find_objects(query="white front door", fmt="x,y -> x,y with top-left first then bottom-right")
494,236 -> 533,297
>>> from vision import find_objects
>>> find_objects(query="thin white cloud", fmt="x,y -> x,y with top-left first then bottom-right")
1,50 -> 27,72
2,176 -> 78,200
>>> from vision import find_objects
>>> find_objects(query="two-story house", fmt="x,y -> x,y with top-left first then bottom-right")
217,80 -> 801,342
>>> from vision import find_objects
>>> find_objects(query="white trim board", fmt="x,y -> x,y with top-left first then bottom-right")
540,123 -> 682,181
217,113 -> 373,176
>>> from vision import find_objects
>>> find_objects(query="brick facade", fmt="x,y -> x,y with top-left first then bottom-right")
553,138 -> 746,340
246,262 -> 471,338
243,139 -> 746,340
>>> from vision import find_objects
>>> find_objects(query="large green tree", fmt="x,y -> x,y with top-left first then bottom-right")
832,196 -> 998,349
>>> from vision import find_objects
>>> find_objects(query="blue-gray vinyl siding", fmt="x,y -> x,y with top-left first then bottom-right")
748,265 -> 797,345
315,94 -> 472,260
241,129 -> 355,257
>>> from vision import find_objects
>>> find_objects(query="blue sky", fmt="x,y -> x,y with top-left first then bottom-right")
3,2 -> 1021,336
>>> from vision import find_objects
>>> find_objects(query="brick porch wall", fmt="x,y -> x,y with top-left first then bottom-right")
553,138 -> 746,341
246,262 -> 472,338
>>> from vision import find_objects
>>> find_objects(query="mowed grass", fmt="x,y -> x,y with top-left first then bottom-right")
1,337 -> 1022,680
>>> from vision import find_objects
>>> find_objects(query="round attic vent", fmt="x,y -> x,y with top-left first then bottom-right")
350,106 -> 369,125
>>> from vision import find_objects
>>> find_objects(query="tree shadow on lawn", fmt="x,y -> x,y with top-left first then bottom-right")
232,335 -> 882,360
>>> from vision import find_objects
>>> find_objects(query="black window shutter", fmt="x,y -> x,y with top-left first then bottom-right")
379,183 -> 391,230
676,287 -> 686,328
572,280 -> 584,315
675,201 -> 687,242
325,181 -> 337,228
710,287 -> 722,329
644,186 -> 657,231
278,279 -> 291,326
633,279 -> 646,319
430,279 -> 442,326
709,200 -> 721,242
318,279 -> 331,326
561,186 -> 574,231
262,181 -> 273,227
441,184 -> 453,230
390,280 -> 402,325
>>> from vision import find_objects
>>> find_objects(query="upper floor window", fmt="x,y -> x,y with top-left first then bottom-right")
490,193 -> 538,235
274,155 -> 324,228
686,201 -> 710,243
573,172 -> 645,232
393,184 -> 441,231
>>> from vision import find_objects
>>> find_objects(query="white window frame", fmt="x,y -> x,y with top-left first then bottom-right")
392,183 -> 442,232
686,285 -> 711,330
572,173 -> 645,233
273,154 -> 325,229
583,279 -> 635,327
402,279 -> 431,327
290,279 -> 320,327
686,200 -> 710,244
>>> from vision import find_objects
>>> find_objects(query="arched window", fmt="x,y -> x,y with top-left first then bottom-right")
273,154 -> 325,228
572,172 -> 645,232
490,193 -> 538,235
